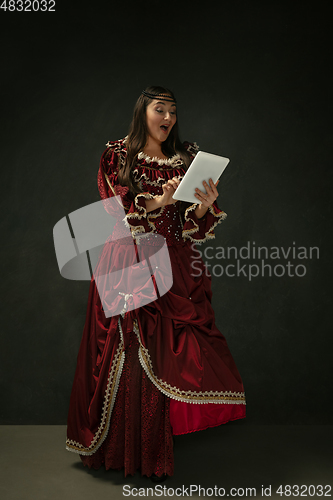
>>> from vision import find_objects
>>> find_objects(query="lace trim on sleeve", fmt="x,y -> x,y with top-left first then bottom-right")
123,193 -> 165,244
182,203 -> 227,243
185,141 -> 199,157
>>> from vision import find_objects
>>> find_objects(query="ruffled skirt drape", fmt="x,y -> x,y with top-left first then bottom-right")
66,237 -> 245,477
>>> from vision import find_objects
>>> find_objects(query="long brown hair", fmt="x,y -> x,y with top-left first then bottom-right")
117,85 -> 191,199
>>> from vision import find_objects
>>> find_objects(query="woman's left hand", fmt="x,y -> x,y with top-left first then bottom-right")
194,178 -> 219,207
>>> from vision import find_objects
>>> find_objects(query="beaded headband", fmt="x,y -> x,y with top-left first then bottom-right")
142,90 -> 177,103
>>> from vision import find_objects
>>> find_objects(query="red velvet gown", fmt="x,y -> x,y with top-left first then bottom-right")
66,138 -> 246,478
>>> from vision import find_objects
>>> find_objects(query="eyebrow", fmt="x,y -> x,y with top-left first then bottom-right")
155,101 -> 177,107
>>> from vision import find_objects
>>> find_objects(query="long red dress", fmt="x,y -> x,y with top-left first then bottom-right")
66,138 -> 246,478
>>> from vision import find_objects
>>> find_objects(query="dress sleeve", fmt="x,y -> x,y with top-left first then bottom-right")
181,141 -> 228,243
97,141 -> 162,243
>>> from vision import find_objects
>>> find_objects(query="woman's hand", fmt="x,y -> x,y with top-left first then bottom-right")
194,178 -> 219,208
159,177 -> 181,206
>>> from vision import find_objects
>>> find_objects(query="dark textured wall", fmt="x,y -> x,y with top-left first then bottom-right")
0,2 -> 331,424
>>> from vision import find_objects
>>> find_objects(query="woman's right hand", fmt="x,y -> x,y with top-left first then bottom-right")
159,177 -> 180,206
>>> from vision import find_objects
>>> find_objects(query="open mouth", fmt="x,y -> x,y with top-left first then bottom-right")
160,125 -> 169,133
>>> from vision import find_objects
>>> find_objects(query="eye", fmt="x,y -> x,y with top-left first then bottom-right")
156,109 -> 163,113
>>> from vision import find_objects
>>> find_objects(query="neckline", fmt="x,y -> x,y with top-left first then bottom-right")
137,150 -> 181,166
122,136 -> 182,166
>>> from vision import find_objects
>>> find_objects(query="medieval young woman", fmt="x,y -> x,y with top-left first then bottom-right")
66,85 -> 246,482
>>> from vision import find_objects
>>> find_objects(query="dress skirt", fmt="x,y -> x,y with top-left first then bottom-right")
80,328 -> 174,478
67,237 -> 245,477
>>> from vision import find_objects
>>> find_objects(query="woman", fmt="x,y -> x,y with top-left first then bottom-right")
66,86 -> 246,481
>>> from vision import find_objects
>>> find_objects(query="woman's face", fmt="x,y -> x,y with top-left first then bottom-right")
145,98 -> 177,144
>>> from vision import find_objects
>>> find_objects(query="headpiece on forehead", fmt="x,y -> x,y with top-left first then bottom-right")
142,90 -> 177,103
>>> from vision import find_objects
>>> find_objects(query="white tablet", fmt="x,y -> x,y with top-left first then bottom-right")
172,151 -> 230,204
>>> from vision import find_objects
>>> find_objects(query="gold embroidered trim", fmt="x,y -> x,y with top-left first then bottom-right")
133,320 -> 246,405
66,313 -> 245,456
182,204 -> 227,244
66,320 -> 125,456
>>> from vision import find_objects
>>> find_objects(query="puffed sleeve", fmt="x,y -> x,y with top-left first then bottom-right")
97,140 -> 162,243
181,142 -> 227,243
